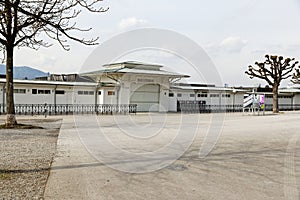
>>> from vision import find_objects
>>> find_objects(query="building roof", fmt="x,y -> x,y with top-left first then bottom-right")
279,88 -> 300,93
103,61 -> 164,70
35,74 -> 94,83
171,84 -> 247,93
81,61 -> 190,79
238,85 -> 300,94
0,78 -> 97,87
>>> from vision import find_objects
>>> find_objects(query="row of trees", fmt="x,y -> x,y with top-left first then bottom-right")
245,55 -> 300,113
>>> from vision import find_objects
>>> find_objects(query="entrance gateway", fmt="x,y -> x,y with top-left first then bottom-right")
82,61 -> 189,112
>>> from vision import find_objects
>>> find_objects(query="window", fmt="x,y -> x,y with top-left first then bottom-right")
190,94 -> 195,97
222,94 -> 231,98
38,89 -> 51,94
98,91 -> 102,95
177,93 -> 182,97
108,91 -> 115,96
14,89 -> 26,94
78,91 -> 94,95
279,95 -> 291,99
266,95 -> 272,98
32,89 -> 50,94
259,95 -> 291,99
210,94 -> 219,98
198,94 -> 207,98
55,90 -> 65,95
169,93 -> 174,97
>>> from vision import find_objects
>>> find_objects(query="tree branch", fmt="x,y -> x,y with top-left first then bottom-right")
245,54 -> 299,87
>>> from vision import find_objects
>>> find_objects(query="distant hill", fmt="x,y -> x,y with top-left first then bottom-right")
0,65 -> 48,80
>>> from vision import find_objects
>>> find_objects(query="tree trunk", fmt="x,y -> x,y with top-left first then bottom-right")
272,84 -> 279,113
5,46 -> 17,127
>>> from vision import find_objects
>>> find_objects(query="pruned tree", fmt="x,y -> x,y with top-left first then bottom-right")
245,55 -> 299,113
0,0 -> 108,127
292,67 -> 300,84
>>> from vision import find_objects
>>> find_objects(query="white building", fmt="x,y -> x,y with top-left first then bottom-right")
0,61 -> 300,113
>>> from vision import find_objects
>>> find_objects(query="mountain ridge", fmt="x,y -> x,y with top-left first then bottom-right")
0,65 -> 48,80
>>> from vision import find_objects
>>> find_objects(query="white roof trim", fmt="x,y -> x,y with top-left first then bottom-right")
172,85 -> 247,92
0,78 -> 97,87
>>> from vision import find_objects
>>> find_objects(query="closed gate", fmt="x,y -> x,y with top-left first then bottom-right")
130,84 -> 160,112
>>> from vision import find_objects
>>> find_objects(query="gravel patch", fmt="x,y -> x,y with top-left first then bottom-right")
0,118 -> 62,199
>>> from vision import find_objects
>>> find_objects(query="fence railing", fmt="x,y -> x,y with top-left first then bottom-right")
177,101 -> 244,113
177,101 -> 300,113
1,102 -> 299,115
264,104 -> 300,111
0,104 -> 137,115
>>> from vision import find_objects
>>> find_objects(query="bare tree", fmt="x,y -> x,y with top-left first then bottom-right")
0,0 -> 108,127
245,55 -> 299,113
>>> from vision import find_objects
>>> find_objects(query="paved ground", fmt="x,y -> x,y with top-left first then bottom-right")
44,112 -> 300,200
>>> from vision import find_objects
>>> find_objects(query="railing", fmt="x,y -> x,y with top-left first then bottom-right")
264,104 -> 300,111
177,101 -> 300,113
0,104 -> 137,115
177,101 -> 244,113
1,103 -> 299,115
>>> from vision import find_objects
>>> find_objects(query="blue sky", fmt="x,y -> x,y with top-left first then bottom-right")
14,0 -> 300,86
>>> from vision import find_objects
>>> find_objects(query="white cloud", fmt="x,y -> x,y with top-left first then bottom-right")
205,36 -> 248,58
220,36 -> 248,53
118,17 -> 148,30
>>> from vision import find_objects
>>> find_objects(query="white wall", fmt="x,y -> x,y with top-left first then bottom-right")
0,84 -> 5,105
97,89 -> 104,104
0,83 -> 97,105
175,90 -> 194,101
118,82 -> 130,105
294,94 -> 300,105
207,93 -> 221,105
55,86 -> 74,104
103,88 -> 117,104
168,92 -> 177,112
234,93 -> 244,105
14,85 -> 55,104
264,95 -> 293,105
195,93 -> 208,103
173,91 -> 245,107
71,87 -> 96,104
159,87 -> 169,112
159,78 -> 170,112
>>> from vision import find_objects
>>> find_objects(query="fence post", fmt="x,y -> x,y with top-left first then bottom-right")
44,103 -> 47,118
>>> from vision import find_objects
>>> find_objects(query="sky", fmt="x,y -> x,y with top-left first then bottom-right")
13,0 -> 300,87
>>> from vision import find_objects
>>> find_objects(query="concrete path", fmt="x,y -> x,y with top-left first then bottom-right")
44,112 -> 300,200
